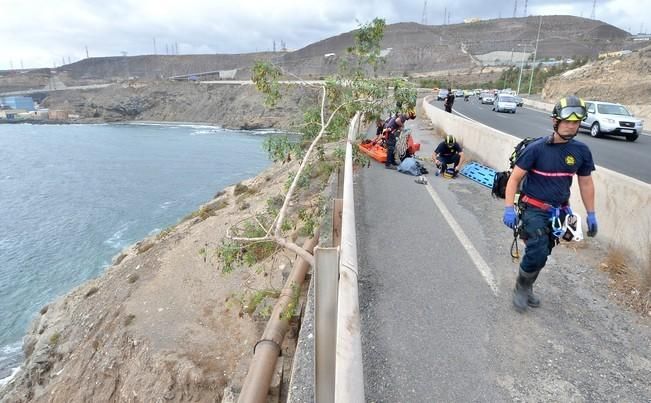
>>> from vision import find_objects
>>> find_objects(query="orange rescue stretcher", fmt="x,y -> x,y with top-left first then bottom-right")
358,133 -> 421,163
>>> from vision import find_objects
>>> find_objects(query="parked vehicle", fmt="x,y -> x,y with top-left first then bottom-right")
492,94 -> 517,113
437,89 -> 449,101
454,89 -> 464,97
480,92 -> 494,104
581,101 -> 644,142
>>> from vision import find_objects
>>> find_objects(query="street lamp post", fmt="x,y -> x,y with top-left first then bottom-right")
527,16 -> 543,95
516,45 -> 527,95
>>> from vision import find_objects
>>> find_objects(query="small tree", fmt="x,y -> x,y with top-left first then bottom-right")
222,18 -> 416,270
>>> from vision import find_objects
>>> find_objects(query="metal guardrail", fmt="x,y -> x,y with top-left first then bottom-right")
314,111 -> 364,403
334,112 -> 365,402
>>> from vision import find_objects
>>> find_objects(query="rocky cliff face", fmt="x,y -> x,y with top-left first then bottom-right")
41,80 -> 320,130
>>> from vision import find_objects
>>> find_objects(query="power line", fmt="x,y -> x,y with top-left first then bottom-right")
513,0 -> 518,18
523,0 -> 528,17
590,0 -> 596,20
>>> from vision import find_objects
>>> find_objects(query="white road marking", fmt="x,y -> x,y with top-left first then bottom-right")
423,182 -> 499,296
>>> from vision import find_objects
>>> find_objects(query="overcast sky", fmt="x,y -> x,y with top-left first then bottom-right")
1,0 -> 648,70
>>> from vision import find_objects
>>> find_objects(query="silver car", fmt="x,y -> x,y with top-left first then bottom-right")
492,94 -> 517,113
581,101 -> 644,142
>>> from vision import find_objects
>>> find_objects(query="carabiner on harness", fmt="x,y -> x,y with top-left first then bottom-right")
550,207 -> 564,239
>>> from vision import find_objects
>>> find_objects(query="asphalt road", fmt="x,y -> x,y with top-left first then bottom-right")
429,97 -> 651,183
355,118 -> 651,401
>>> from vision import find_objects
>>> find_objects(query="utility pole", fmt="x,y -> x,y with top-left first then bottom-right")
590,0 -> 596,20
421,0 -> 428,25
523,0 -> 528,17
443,7 -> 447,25
516,44 -> 527,95
447,11 -> 451,25
62,57 -> 65,66
513,0 -> 518,18
85,45 -> 89,58
9,60 -> 13,70
153,37 -> 157,55
527,16 -> 543,96
273,40 -> 276,52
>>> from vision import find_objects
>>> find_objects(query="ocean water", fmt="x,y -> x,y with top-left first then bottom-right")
0,122 -> 273,383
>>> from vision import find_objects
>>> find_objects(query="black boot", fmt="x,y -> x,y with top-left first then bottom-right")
527,270 -> 541,308
513,268 -> 538,312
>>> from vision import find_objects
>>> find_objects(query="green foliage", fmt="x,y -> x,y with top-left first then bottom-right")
266,195 -> 285,216
263,135 -> 297,163
217,219 -> 278,273
217,241 -> 241,274
347,18 -> 387,74
392,79 -> 418,113
281,283 -> 301,321
481,57 -> 590,94
284,170 -> 310,191
252,61 -> 282,106
49,332 -> 61,346
157,226 -> 174,240
245,289 -> 281,316
298,208 -> 317,237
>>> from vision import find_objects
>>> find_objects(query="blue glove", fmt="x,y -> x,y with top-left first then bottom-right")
503,206 -> 518,229
586,212 -> 598,237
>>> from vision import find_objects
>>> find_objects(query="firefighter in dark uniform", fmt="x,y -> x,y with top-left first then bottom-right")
503,95 -> 598,312
444,88 -> 455,113
433,134 -> 464,177
383,111 -> 415,169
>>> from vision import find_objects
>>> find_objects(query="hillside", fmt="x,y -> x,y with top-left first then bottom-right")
0,15 -> 638,94
543,45 -> 651,108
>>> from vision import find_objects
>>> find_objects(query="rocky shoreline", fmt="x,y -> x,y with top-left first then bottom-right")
0,152 -> 323,401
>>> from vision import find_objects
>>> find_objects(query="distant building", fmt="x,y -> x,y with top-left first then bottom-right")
1,96 -> 35,111
464,17 -> 481,24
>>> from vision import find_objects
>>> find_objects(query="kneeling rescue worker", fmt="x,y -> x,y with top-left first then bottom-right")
502,95 -> 598,312
433,134 -> 464,177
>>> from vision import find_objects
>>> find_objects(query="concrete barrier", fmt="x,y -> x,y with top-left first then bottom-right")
422,95 -> 651,264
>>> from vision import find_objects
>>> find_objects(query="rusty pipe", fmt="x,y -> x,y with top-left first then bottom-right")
237,235 -> 319,403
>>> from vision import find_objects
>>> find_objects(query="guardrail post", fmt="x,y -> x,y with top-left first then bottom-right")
314,246 -> 340,403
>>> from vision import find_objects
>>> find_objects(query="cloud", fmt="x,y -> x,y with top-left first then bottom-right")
0,0 -> 648,69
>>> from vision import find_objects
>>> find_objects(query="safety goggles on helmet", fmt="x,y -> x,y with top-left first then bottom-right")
556,106 -> 587,121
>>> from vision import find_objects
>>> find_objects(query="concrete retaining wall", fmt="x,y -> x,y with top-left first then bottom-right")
423,95 -> 651,263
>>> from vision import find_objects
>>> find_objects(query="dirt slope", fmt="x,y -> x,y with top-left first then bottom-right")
0,157 -> 322,402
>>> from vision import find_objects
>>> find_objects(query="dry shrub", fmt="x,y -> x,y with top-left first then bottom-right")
599,247 -> 651,316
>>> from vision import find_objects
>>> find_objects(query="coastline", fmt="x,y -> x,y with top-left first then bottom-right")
0,144 -> 327,400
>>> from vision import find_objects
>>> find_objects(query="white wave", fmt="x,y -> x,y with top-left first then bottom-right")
0,341 -> 21,355
0,341 -> 23,387
103,223 -> 130,249
0,366 -> 21,387
159,201 -> 174,209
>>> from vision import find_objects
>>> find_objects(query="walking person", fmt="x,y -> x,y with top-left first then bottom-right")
502,95 -> 598,312
444,88 -> 455,113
